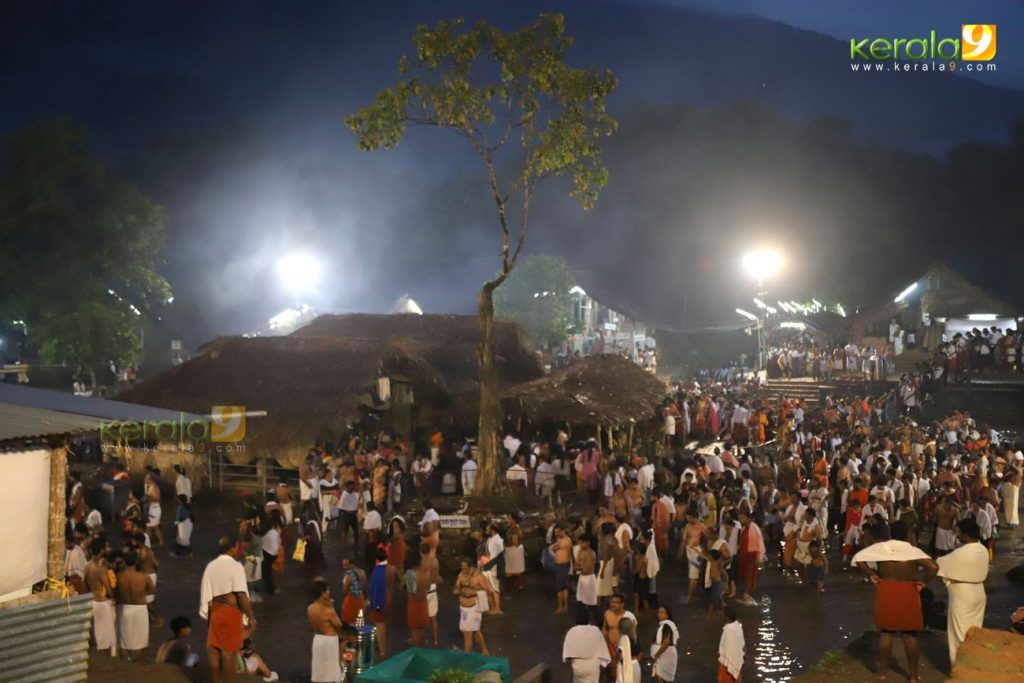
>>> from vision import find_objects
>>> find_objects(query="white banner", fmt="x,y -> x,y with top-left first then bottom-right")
0,449 -> 50,599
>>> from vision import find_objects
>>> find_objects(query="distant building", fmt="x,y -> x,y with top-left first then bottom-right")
848,263 -> 1021,351
568,285 -> 654,362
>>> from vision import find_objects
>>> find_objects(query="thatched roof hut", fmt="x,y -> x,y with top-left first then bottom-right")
119,336 -> 446,466
291,313 -> 544,395
503,354 -> 668,427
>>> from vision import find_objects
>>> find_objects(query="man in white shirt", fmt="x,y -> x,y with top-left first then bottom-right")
482,524 -> 505,615
706,449 -> 725,478
174,464 -> 193,503
506,459 -> 528,487
637,458 -> 656,505
363,503 -> 383,540
261,519 -> 282,595
461,453 -> 478,495
338,480 -> 361,545
535,458 -> 556,497
503,432 -> 522,460
420,501 -> 440,533
65,528 -> 88,593
200,536 -> 257,683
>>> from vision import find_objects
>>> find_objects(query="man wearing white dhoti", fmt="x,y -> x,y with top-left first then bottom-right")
562,613 -> 610,683
84,539 -> 116,655
307,581 -> 344,683
650,606 -> 679,682
1003,466 -> 1020,528
115,550 -> 154,662
937,518 -> 989,665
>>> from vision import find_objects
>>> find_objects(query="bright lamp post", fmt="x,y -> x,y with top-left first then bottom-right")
741,249 -> 782,371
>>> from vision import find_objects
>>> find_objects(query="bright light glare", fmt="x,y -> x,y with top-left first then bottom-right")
967,313 -> 999,321
277,252 -> 322,295
894,282 -> 918,303
780,321 -> 806,329
736,308 -> 758,321
742,249 -> 782,280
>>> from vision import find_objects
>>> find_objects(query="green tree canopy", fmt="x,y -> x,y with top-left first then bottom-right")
494,253 -> 576,348
0,119 -> 171,384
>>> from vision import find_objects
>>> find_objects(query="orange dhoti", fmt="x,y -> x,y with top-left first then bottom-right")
207,602 -> 244,652
782,534 -> 797,568
407,596 -> 429,630
874,580 -> 923,632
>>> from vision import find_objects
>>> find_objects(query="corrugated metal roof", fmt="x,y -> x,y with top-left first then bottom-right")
0,383 -> 203,422
0,594 -> 92,682
0,403 -> 100,442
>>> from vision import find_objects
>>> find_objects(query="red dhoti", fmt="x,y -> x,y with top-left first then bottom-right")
207,602 -> 244,652
718,662 -> 741,683
874,580 -> 923,632
738,551 -> 759,592
341,594 -> 366,625
407,596 -> 429,630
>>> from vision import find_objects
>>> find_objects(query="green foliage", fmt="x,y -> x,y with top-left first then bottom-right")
345,12 -> 617,284
494,253 -> 576,347
0,118 -> 171,382
428,669 -> 476,683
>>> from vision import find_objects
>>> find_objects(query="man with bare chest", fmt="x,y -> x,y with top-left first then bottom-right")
116,550 -> 154,662
85,538 -> 116,655
575,537 -> 598,618
854,522 -> 937,683
934,494 -> 961,555
145,472 -> 164,546
601,593 -> 634,649
418,543 -> 442,645
308,581 -> 343,683
551,525 -> 573,614
407,555 -> 432,646
135,533 -> 163,627
679,510 -> 706,604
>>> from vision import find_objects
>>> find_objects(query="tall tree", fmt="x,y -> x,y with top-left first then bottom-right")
0,119 -> 170,385
494,253 -> 577,348
346,14 -> 617,495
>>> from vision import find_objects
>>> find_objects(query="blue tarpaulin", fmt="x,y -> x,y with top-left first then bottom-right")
355,648 -> 511,683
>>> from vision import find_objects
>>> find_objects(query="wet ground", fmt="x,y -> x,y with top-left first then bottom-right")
103,493 -> 1024,683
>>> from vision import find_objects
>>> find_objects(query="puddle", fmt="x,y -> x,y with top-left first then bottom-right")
753,596 -> 799,682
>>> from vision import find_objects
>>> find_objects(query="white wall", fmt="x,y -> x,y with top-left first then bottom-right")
0,449 -> 50,602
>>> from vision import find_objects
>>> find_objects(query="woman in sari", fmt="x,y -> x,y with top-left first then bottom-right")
302,517 -> 327,580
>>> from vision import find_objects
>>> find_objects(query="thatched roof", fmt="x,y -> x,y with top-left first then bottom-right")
503,354 -> 668,426
291,314 -> 543,393
118,336 -> 445,460
916,263 -> 1019,318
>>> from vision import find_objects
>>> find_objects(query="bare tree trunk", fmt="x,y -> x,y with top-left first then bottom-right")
47,446 -> 67,583
476,283 -> 502,496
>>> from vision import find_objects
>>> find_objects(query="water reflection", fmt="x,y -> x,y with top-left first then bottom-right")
753,596 -> 799,682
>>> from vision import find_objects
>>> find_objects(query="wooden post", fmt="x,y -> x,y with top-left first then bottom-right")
47,445 -> 67,581
260,453 -> 268,493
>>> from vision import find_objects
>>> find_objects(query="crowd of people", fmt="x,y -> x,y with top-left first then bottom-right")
62,370 -> 1024,683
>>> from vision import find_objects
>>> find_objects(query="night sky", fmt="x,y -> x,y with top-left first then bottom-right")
2,1 -> 1023,351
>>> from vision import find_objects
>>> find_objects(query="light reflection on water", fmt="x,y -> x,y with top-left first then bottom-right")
753,596 -> 799,683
